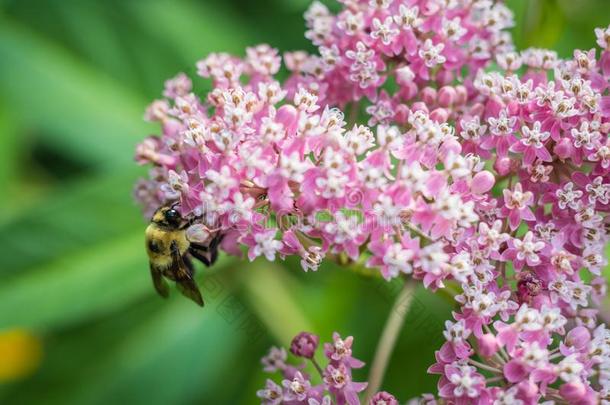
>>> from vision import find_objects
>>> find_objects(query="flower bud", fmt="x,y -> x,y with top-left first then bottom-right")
276,104 -> 298,134
477,333 -> 499,357
436,69 -> 453,85
471,171 -> 495,194
429,108 -> 448,123
565,326 -> 591,350
455,85 -> 468,105
421,87 -> 437,105
494,156 -> 512,176
369,391 -> 398,405
395,66 -> 415,86
411,102 -> 429,114
289,332 -> 319,359
438,86 -> 457,107
559,381 -> 587,402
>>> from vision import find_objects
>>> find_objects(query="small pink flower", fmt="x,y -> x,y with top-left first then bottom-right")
501,183 -> 536,230
256,379 -> 283,405
261,346 -> 287,373
282,371 -> 313,402
324,333 -> 364,369
509,122 -> 552,165
502,231 -> 545,270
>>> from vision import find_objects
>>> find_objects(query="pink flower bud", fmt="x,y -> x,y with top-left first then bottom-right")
565,326 -> 591,350
395,66 -> 415,86
411,102 -> 429,114
471,171 -> 495,194
477,333 -> 499,357
554,138 -> 573,160
401,82 -> 419,100
455,85 -> 468,105
289,332 -> 319,359
438,86 -> 456,107
276,104 -> 298,134
430,108 -> 448,123
436,69 -> 453,85
494,156 -> 512,176
369,391 -> 398,405
559,381 -> 587,402
421,87 -> 437,105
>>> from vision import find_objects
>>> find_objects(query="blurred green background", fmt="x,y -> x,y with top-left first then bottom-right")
0,0 -> 608,403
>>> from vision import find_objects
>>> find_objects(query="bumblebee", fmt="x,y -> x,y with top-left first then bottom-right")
145,205 -> 222,307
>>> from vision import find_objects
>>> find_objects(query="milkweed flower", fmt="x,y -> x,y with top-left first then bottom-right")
134,2 -> 610,403
258,332 -> 371,405
134,44 -> 484,291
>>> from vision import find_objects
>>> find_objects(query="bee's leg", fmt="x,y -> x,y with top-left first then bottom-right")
189,245 -> 212,267
210,234 -> 224,250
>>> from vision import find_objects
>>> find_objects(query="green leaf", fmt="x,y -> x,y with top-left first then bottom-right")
0,228 -> 237,331
0,231 -> 147,330
0,295 -> 249,405
69,299 -> 247,405
122,0 -> 250,63
0,17 -> 150,168
0,100 -> 22,207
0,167 -> 144,274
55,2 -> 139,87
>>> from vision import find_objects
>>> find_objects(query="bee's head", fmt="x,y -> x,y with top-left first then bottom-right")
152,205 -> 183,228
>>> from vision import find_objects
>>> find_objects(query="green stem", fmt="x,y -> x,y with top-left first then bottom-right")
468,358 -> 502,374
364,279 -> 416,401
310,357 -> 324,379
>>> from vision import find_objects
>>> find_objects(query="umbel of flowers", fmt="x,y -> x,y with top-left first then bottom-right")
258,332 -> 375,405
258,331 -> 401,405
134,0 -> 610,403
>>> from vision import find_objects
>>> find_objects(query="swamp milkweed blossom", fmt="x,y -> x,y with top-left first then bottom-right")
135,0 -> 610,403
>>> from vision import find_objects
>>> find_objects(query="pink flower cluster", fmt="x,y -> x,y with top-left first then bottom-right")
258,332 -> 396,405
417,26 -> 610,405
135,44 -> 487,285
286,0 -> 514,121
134,0 -> 610,403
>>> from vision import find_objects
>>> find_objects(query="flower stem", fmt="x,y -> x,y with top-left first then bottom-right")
468,358 -> 502,374
364,278 -> 416,401
310,357 -> 324,379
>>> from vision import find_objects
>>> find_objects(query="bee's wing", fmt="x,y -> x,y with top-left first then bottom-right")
170,242 -> 204,307
150,263 -> 170,298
